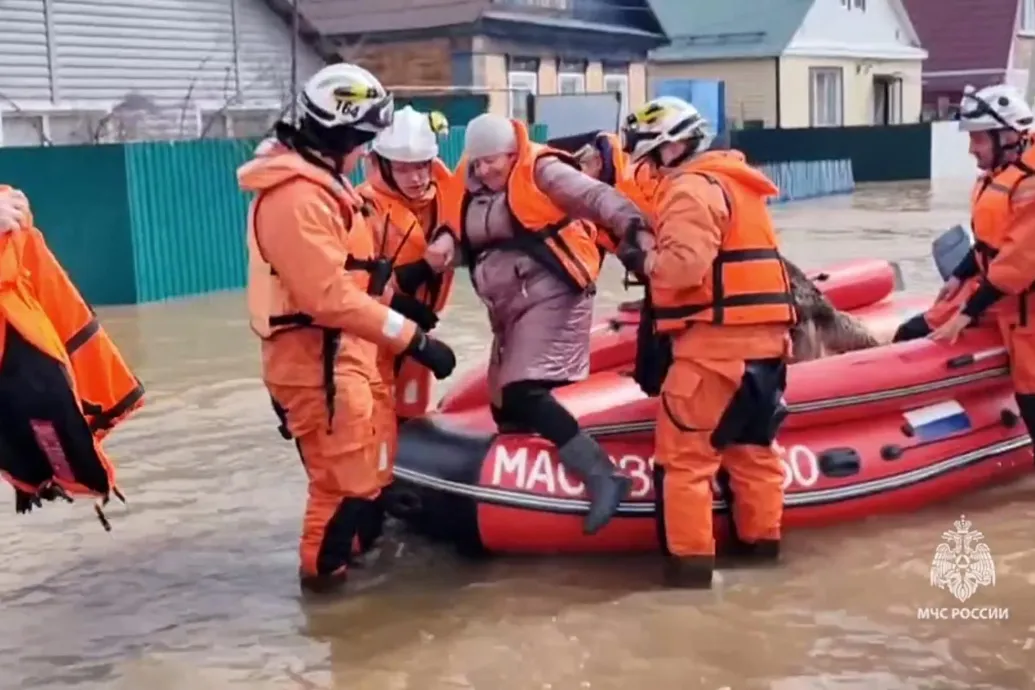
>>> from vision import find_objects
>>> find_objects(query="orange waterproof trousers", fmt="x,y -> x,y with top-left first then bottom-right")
654,357 -> 785,557
999,314 -> 1035,395
268,379 -> 383,578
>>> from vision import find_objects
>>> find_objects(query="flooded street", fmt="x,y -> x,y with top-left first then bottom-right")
4,180 -> 1035,690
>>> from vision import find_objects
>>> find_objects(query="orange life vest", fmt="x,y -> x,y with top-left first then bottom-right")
357,158 -> 458,314
649,166 -> 796,333
247,164 -> 390,340
0,220 -> 143,528
454,119 -> 602,293
970,143 -> 1035,318
591,132 -> 653,256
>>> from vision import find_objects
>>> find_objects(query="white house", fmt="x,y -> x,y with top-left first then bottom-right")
648,0 -> 929,128
0,0 -> 327,146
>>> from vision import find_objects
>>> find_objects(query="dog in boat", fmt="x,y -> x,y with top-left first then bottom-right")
784,258 -> 880,361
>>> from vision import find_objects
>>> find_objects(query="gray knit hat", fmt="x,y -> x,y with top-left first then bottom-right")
464,114 -> 518,159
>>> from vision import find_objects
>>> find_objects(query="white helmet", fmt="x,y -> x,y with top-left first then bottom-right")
299,63 -> 394,133
958,84 -> 1034,133
621,96 -> 713,162
371,106 -> 448,162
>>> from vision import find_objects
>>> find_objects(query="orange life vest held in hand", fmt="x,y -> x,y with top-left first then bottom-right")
969,144 -> 1035,319
592,132 -> 654,255
650,167 -> 796,333
0,222 -> 144,528
455,119 -> 602,293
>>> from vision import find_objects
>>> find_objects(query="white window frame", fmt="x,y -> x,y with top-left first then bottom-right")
508,70 -> 538,120
810,67 -> 844,127
558,72 -> 585,95
603,73 -> 630,120
1023,0 -> 1035,34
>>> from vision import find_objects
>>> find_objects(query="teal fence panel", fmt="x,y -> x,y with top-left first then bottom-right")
758,159 -> 855,204
0,144 -> 136,306
124,139 -> 255,303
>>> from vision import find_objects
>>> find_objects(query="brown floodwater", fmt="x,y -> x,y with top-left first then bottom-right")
3,180 -> 1034,690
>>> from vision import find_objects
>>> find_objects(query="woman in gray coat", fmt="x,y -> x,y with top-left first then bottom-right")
429,114 -> 649,535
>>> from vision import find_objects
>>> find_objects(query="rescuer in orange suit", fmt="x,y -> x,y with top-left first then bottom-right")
355,106 -> 459,554
927,83 -> 1035,442
0,184 -> 144,528
237,64 -> 457,595
617,97 -> 797,588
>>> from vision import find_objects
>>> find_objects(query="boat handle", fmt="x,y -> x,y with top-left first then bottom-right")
945,346 -> 1008,369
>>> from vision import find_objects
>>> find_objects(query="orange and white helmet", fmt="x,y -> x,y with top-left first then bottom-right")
621,96 -> 714,162
299,63 -> 394,133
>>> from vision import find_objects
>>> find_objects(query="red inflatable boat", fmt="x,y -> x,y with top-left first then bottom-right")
384,259 -> 1033,555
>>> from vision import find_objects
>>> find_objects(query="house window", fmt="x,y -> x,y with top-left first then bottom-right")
604,73 -> 629,119
1024,0 -> 1035,33
557,59 -> 586,95
508,70 -> 538,121
558,72 -> 585,94
810,67 -> 844,127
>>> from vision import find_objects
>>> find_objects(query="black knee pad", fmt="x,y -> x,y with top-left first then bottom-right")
710,359 -> 788,449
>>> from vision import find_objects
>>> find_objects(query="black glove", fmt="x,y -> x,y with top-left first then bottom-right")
616,239 -> 647,277
404,330 -> 456,380
394,259 -> 435,295
616,219 -> 649,276
391,293 -> 439,331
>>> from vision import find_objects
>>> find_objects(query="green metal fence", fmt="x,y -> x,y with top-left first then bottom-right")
0,124 -> 547,306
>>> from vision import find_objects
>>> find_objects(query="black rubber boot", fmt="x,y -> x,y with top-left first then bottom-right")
299,566 -> 348,596
664,555 -> 714,589
556,432 -> 632,535
722,538 -> 781,568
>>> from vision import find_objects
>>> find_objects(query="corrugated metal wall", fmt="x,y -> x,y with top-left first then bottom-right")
125,139 -> 255,303
0,1 -> 50,102
0,1 -> 52,144
0,0 -> 323,145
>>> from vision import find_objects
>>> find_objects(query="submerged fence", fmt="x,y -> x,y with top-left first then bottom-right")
1,125 -> 855,306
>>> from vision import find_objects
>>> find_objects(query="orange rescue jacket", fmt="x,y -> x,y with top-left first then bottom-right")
969,143 -> 1035,320
454,119 -> 602,293
0,200 -> 143,526
239,145 -> 418,421
649,152 -> 796,333
357,158 -> 459,314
